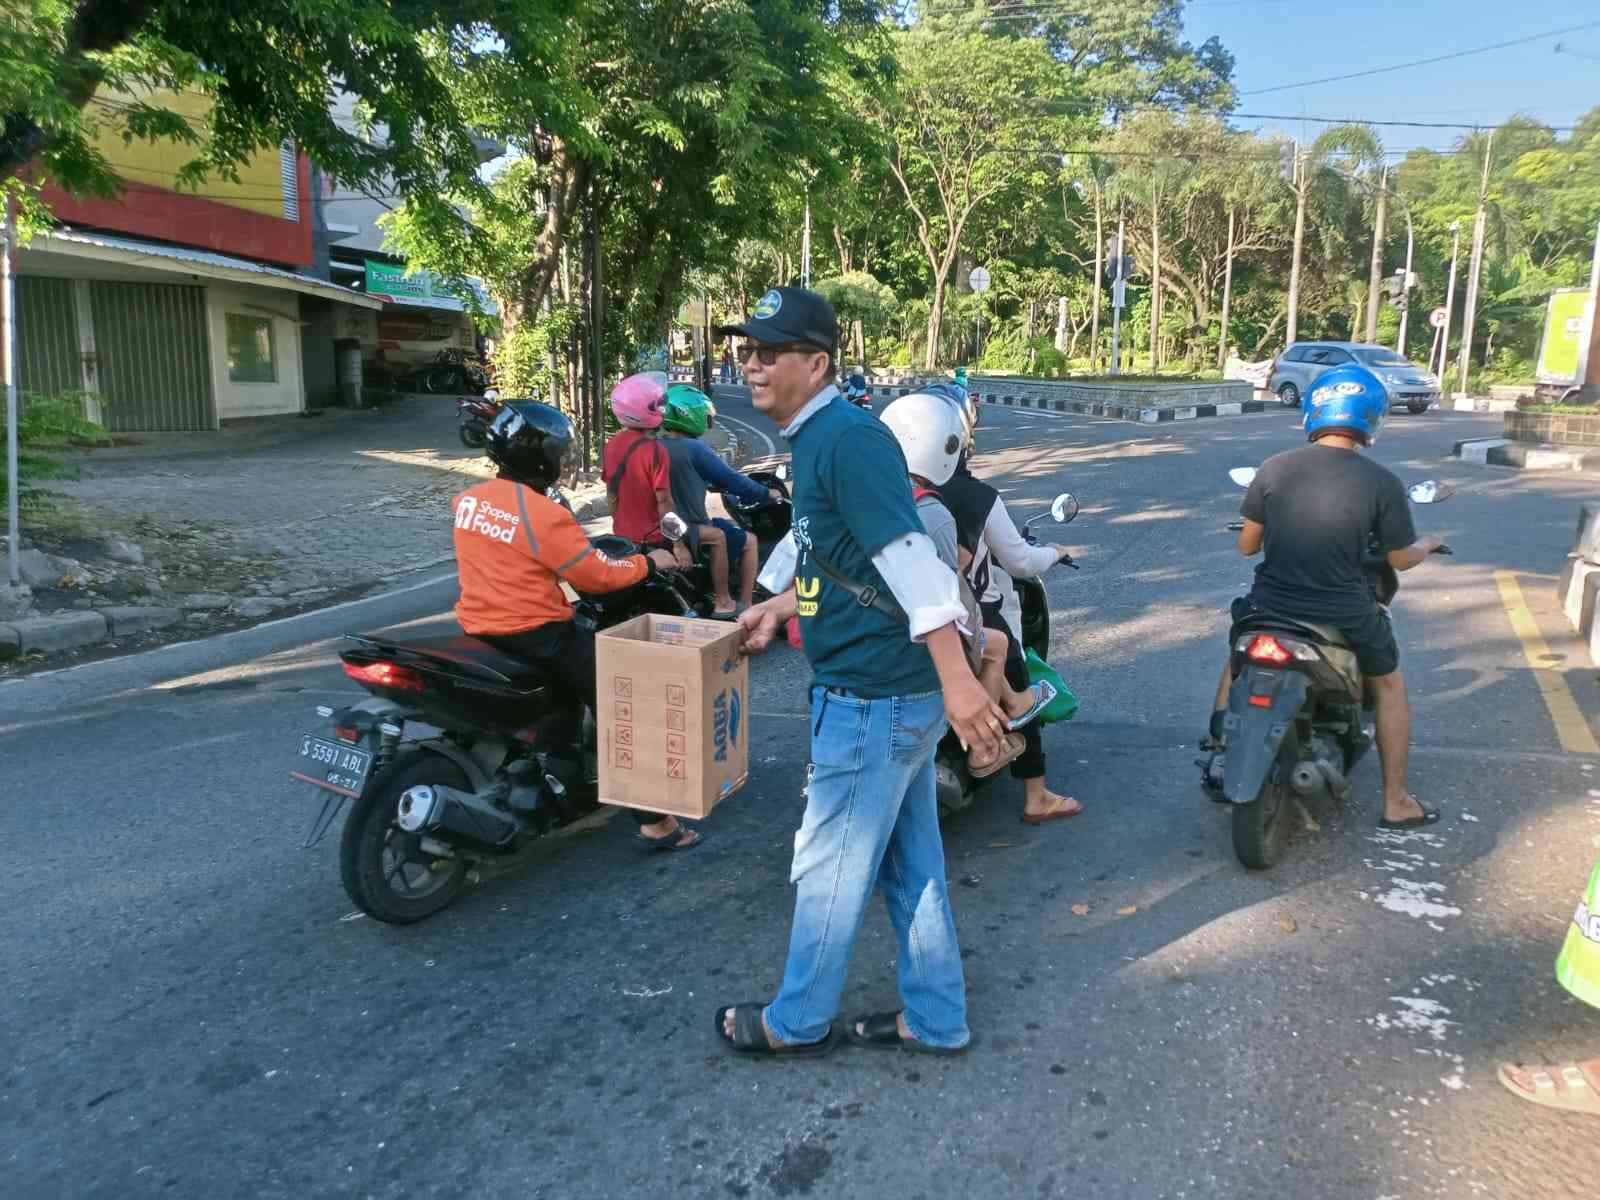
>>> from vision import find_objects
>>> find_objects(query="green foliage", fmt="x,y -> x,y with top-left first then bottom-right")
0,390 -> 114,510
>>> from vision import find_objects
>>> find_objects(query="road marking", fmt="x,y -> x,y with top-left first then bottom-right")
714,412 -> 778,461
1495,569 -> 1600,754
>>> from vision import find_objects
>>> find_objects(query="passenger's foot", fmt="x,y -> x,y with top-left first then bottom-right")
1498,1056 -> 1600,1115
636,817 -> 703,851
1379,792 -> 1440,829
1022,790 -> 1083,825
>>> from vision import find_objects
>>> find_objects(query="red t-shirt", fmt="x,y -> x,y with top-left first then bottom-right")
601,430 -> 670,542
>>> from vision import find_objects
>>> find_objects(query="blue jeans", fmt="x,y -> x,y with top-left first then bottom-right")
764,687 -> 970,1049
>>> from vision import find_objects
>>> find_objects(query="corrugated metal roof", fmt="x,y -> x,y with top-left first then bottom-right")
42,229 -> 384,309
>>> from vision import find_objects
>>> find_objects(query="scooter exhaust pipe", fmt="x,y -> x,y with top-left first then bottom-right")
1314,757 -> 1350,798
396,784 -> 519,851
1289,762 -> 1321,796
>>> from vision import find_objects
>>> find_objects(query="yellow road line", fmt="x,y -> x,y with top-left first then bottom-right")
1495,569 -> 1600,754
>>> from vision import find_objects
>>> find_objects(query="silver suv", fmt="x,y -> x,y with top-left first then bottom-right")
1267,341 -> 1439,414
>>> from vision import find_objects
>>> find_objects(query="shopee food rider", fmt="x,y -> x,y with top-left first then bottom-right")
452,399 -> 702,852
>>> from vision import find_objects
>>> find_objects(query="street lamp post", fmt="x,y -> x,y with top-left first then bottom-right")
1109,208 -> 1126,378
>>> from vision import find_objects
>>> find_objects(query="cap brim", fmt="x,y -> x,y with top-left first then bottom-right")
713,318 -> 832,352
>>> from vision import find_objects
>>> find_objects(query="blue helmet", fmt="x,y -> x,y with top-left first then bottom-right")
845,372 -> 867,398
1303,364 -> 1388,445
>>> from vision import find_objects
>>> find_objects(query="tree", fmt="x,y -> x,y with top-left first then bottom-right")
1285,124 -> 1382,346
859,24 -> 1085,370
815,272 -> 898,365
2,0 -> 552,227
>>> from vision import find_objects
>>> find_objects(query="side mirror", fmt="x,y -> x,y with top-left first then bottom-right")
661,512 -> 689,542
1228,467 -> 1257,488
775,463 -> 789,482
1407,480 -> 1454,505
484,389 -> 500,402
1050,492 -> 1079,524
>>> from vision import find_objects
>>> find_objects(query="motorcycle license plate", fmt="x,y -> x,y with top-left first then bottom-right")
291,734 -> 373,798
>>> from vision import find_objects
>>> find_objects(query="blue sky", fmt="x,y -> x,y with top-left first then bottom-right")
1181,1 -> 1598,152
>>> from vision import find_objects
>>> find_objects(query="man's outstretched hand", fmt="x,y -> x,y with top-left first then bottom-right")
737,604 -> 780,656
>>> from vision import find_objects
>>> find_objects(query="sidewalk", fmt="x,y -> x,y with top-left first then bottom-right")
3,397 -> 739,668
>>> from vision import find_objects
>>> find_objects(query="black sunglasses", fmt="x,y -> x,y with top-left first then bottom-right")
736,342 -> 819,367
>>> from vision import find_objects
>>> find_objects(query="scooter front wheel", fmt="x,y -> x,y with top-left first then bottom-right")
459,419 -> 488,448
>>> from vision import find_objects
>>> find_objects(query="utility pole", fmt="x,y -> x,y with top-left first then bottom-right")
1287,144 -> 1307,347
801,188 -> 811,290
1456,129 -> 1494,403
1365,164 -> 1389,343
4,195 -> 18,588
1396,208 -> 1415,354
1109,206 -> 1126,378
1437,221 -> 1461,380
1217,205 -> 1236,372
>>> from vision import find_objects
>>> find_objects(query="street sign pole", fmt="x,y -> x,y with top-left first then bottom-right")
968,266 -> 991,367
1438,221 -> 1461,382
1396,210 -> 1415,354
4,194 -> 19,588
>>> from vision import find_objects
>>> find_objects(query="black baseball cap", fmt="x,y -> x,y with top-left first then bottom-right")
715,286 -> 838,355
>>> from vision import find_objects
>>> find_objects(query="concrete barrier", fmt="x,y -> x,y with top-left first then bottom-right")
1559,503 -> 1600,655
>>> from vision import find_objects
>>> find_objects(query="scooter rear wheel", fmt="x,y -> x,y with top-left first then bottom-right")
340,752 -> 472,924
1231,752 -> 1291,870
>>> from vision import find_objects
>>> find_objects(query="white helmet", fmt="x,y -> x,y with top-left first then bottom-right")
880,391 -> 968,486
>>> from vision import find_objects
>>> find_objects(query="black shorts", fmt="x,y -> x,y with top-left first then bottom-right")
1230,595 -> 1399,678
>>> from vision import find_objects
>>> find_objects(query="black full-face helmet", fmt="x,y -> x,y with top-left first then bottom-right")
485,400 -> 574,489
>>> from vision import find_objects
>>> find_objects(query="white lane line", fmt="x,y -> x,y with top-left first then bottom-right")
715,412 -> 778,461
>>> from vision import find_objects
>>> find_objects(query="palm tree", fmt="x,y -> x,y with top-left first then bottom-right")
1285,124 -> 1383,347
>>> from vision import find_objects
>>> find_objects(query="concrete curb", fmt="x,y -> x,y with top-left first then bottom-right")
1454,436 -> 1600,471
975,391 -> 1272,424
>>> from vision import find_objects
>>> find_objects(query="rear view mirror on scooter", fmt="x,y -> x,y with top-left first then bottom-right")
1050,492 -> 1079,524
660,512 -> 689,542
1228,467 -> 1257,489
1407,480 -> 1455,505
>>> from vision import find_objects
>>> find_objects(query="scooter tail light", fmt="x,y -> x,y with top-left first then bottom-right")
1244,634 -> 1293,666
342,660 -> 425,692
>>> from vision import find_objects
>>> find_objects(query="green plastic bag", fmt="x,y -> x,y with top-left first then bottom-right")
1025,648 -> 1078,723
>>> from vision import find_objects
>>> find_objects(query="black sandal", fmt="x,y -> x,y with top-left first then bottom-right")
1378,798 -> 1442,830
846,1010 -> 969,1056
637,824 -> 704,852
714,1003 -> 838,1057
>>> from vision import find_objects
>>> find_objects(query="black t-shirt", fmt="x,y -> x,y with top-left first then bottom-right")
1241,444 -> 1416,619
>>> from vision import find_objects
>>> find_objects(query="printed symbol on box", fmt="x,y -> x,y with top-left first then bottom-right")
614,677 -> 633,699
666,709 -> 686,732
615,700 -> 633,722
666,758 -> 685,780
616,725 -> 634,747
616,748 -> 634,770
666,685 -> 687,708
666,733 -> 686,756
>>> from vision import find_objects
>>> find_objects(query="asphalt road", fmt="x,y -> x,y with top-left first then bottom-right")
6,393 -> 1600,1199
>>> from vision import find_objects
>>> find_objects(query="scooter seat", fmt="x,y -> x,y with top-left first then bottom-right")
349,634 -> 553,689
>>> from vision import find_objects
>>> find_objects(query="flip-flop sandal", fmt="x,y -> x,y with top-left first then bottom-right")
1497,1061 -> 1600,1115
846,1010 -> 968,1057
1378,797 -> 1441,830
715,1003 -> 839,1058
969,731 -> 1025,780
637,825 -> 704,852
1022,794 -> 1083,825
1006,680 -> 1058,731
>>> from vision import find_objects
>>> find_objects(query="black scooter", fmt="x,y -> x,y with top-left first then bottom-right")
1202,470 -> 1453,868
291,512 -> 706,925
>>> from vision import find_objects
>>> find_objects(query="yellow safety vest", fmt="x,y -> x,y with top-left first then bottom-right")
1557,852 -> 1600,1011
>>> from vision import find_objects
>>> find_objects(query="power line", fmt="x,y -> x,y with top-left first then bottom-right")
1241,20 -> 1600,95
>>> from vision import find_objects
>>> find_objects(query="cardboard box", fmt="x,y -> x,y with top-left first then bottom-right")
595,614 -> 749,818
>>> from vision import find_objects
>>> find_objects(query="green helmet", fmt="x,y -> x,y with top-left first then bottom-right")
662,383 -> 710,437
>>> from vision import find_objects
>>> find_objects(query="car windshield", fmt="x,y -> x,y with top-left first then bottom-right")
1357,349 -> 1412,368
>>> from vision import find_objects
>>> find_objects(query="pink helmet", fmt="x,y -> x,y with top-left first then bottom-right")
611,372 -> 668,430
